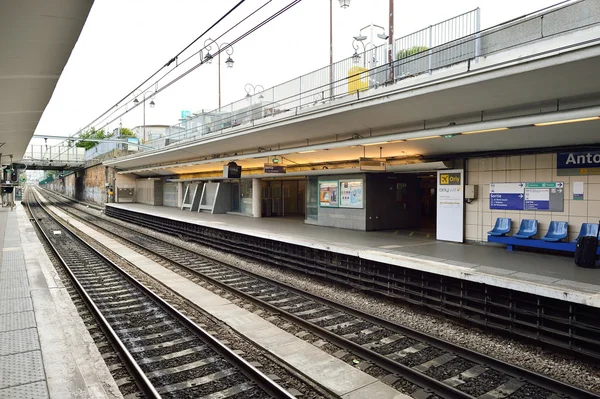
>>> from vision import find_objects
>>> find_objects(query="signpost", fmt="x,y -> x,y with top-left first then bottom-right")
264,163 -> 286,174
489,181 -> 563,211
359,158 -> 386,171
436,169 -> 464,242
490,183 -> 524,209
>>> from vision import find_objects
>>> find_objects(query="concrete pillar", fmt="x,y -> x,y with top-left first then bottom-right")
252,178 -> 262,218
177,182 -> 183,208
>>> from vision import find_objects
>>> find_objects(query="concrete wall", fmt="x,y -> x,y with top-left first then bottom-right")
212,182 -> 231,214
162,180 -> 178,207
115,174 -> 136,203
135,179 -> 163,206
465,152 -> 600,242
480,0 -> 600,56
317,174 -> 366,231
64,173 -> 76,198
78,164 -> 106,205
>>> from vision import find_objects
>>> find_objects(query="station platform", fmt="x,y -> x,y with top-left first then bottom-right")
0,204 -> 121,399
105,203 -> 600,309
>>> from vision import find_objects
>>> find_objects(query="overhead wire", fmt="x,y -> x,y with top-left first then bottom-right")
95,0 -> 303,135
91,0 -> 276,134
66,0 -> 248,142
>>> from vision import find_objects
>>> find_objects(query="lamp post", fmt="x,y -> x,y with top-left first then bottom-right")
245,84 -> 264,122
244,83 -> 264,99
354,24 -> 388,85
202,38 -> 234,109
330,0 -> 352,100
132,90 -> 156,144
351,39 -> 375,67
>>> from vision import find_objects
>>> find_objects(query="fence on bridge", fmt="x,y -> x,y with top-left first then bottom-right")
22,145 -> 86,169
144,0 -> 598,153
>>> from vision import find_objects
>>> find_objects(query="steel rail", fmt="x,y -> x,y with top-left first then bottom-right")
40,190 -> 600,398
28,189 -> 296,399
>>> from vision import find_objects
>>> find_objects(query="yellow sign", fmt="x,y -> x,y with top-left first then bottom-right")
440,173 -> 461,185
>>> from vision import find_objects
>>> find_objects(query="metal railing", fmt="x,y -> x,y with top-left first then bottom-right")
143,0 -> 600,154
149,8 -> 482,149
37,0 -> 600,161
22,145 -> 86,166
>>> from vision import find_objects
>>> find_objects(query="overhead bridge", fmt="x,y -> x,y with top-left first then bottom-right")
21,145 -> 86,170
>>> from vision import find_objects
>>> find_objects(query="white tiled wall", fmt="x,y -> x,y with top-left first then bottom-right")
465,153 -> 600,242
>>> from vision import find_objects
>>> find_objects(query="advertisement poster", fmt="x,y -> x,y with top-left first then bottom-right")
319,181 -> 339,207
339,180 -> 363,208
436,169 -> 464,243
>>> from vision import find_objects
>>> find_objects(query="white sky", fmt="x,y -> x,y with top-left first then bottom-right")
32,0 -> 562,144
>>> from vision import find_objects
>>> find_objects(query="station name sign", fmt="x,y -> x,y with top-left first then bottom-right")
557,151 -> 600,176
557,151 -> 600,169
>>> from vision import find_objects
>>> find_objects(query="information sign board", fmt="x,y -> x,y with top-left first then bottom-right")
489,182 -> 563,211
436,169 -> 464,243
359,158 -> 386,171
339,180 -> 363,208
490,183 -> 524,210
264,163 -> 286,173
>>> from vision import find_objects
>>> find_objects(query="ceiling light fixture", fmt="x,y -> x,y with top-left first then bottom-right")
462,127 -> 508,135
363,141 -> 389,146
405,135 -> 441,141
533,116 -> 600,127
298,150 -> 317,154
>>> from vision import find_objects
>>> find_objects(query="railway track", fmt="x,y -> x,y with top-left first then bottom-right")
38,189 -> 600,399
26,190 -> 295,399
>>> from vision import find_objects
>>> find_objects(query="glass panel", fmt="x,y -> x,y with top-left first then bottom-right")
240,179 -> 253,216
230,182 -> 240,212
306,177 -> 318,221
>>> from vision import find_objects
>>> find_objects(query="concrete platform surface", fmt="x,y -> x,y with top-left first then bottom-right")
0,204 -> 122,399
106,203 -> 600,308
40,193 -> 410,399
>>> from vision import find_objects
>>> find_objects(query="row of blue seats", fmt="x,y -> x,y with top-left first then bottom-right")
488,218 -> 598,242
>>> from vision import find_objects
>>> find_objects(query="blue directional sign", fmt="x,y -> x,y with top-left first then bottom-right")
489,182 -> 564,212
490,183 -> 524,210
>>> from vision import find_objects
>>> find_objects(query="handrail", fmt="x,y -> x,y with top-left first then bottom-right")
142,0 -> 594,153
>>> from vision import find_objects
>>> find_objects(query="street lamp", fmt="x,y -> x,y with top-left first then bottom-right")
245,84 -> 265,122
132,90 -> 156,144
329,0 -> 351,100
202,38 -> 234,109
245,83 -> 264,99
354,24 -> 388,69
351,39 -> 375,67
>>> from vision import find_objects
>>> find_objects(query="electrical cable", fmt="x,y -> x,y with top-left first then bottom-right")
68,0 -> 248,141
91,0 -> 275,135
96,1 -> 302,135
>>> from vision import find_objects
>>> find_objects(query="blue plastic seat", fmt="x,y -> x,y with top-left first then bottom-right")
513,219 -> 538,239
541,221 -> 568,242
488,218 -> 511,236
573,223 -> 599,242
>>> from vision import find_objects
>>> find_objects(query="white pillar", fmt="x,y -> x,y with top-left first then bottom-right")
177,182 -> 183,208
252,178 -> 262,218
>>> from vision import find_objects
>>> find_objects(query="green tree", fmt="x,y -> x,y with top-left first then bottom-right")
397,46 -> 429,60
76,127 -> 113,150
118,127 -> 136,138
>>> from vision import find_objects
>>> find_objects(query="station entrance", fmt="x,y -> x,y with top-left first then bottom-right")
261,178 -> 305,217
417,173 -> 437,233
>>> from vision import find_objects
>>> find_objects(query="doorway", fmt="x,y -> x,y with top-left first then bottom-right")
261,179 -> 305,217
417,173 -> 437,233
